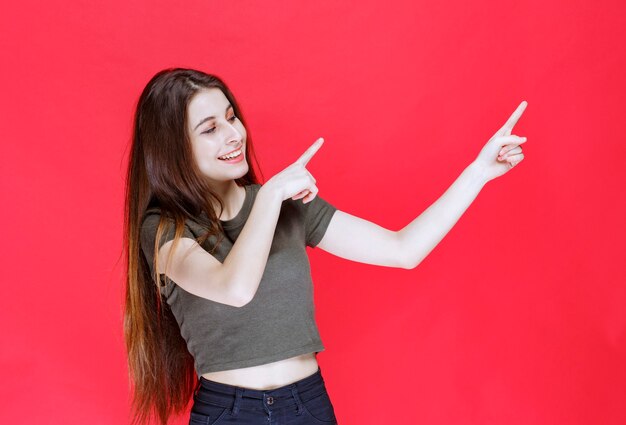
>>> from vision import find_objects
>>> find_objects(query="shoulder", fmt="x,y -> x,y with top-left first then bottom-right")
140,207 -> 176,236
140,207 -> 199,252
141,206 -> 202,228
140,207 -> 164,237
248,183 -> 262,196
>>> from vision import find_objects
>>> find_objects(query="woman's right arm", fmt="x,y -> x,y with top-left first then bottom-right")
157,137 -> 326,307
218,187 -> 283,306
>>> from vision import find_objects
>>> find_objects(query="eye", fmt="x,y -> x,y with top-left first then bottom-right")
201,116 -> 237,134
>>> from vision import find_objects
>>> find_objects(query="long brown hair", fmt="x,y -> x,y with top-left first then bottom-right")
122,68 -> 263,424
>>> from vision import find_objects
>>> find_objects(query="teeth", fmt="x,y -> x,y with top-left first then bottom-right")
219,149 -> 242,160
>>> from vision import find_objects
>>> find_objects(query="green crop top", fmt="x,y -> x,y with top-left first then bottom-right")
139,183 -> 337,376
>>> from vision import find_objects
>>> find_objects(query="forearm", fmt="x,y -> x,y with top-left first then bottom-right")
398,161 -> 489,269
222,187 -> 282,304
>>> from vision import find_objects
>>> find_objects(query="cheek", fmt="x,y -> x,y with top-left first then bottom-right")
237,123 -> 247,140
192,141 -> 220,167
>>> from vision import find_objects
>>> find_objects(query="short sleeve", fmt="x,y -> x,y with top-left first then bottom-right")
140,211 -> 195,275
303,194 -> 338,248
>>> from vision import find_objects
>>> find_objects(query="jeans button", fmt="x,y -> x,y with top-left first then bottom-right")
266,396 -> 274,405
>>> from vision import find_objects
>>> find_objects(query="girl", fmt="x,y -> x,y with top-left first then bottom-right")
123,68 -> 527,425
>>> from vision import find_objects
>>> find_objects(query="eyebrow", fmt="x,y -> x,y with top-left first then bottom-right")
194,104 -> 234,131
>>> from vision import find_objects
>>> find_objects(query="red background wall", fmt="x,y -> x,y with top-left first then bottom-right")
1,0 -> 625,424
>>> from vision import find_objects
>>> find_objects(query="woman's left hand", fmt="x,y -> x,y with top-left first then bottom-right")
473,101 -> 528,183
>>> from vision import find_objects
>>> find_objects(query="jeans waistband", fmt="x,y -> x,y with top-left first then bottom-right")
194,366 -> 326,413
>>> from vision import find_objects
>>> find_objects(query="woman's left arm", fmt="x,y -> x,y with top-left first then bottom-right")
316,101 -> 528,270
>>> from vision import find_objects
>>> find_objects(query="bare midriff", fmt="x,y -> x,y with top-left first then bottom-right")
200,352 -> 319,390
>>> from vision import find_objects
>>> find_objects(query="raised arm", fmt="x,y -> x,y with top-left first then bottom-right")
395,162 -> 488,269
317,101 -> 528,270
155,187 -> 282,307
155,138 -> 326,307
315,163 -> 486,269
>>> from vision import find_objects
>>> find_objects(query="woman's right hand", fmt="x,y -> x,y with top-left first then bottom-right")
261,137 -> 325,204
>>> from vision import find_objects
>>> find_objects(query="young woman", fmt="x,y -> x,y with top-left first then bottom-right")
123,68 -> 527,425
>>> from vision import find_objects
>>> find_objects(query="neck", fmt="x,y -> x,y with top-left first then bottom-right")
209,180 -> 244,220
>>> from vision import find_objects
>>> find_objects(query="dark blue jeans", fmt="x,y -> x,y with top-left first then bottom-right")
189,366 -> 338,425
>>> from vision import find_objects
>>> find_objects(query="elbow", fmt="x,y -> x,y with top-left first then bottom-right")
228,294 -> 251,308
230,289 -> 253,308
399,252 -> 421,270
235,298 -> 251,308
401,259 -> 418,270
223,279 -> 254,308
221,265 -> 256,308
230,280 -> 259,308
395,233 -> 418,270
394,252 -> 415,270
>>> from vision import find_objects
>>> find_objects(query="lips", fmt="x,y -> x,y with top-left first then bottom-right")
217,145 -> 243,159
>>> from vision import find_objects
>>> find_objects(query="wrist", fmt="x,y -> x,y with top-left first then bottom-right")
258,184 -> 283,205
467,160 -> 491,187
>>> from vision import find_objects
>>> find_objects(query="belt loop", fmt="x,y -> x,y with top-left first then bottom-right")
290,385 -> 304,415
232,387 -> 243,415
193,379 -> 201,397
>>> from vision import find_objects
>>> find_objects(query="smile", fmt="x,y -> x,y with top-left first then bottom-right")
218,148 -> 243,160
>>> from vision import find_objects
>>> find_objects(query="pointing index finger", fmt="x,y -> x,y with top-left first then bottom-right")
296,137 -> 324,166
501,101 -> 528,135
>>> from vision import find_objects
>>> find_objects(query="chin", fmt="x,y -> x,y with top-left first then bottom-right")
236,163 -> 250,179
225,162 -> 249,180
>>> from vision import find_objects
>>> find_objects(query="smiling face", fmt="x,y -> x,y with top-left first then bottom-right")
186,88 -> 248,187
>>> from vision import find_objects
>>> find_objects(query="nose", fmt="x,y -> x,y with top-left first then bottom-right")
225,121 -> 243,145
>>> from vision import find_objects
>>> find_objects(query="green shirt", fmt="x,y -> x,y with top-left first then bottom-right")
140,183 -> 337,376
